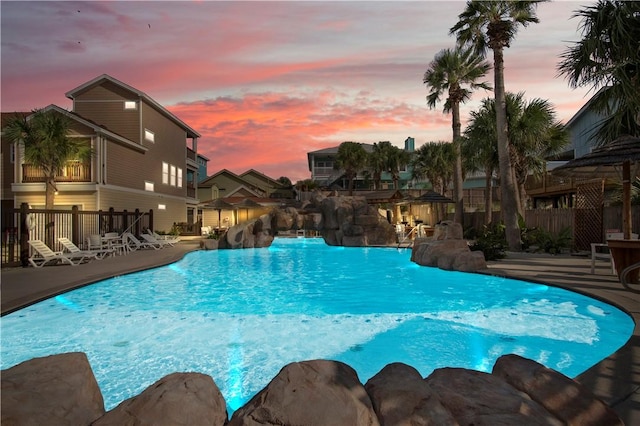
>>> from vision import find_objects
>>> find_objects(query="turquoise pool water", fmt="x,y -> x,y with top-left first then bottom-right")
1,237 -> 634,412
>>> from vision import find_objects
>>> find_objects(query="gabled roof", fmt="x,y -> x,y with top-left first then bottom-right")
239,169 -> 284,188
42,105 -> 147,153
65,74 -> 200,138
199,169 -> 244,187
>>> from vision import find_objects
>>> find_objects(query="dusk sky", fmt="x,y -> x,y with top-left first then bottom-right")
1,1 -> 593,182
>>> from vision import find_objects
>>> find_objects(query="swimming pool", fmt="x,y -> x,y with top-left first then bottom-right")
1,237 -> 634,413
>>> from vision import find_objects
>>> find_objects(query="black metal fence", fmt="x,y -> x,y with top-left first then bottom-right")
1,203 -> 153,267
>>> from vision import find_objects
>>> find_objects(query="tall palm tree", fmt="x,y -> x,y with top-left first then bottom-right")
450,0 -> 543,250
4,108 -> 92,209
335,141 -> 368,195
462,101 -> 500,224
423,46 -> 492,227
557,0 -> 640,143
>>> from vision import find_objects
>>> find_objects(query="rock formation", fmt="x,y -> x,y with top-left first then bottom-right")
2,353 -> 623,425
411,220 -> 487,272
213,192 -> 397,249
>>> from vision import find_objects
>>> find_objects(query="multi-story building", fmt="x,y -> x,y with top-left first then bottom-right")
307,137 -> 416,190
2,74 -> 204,233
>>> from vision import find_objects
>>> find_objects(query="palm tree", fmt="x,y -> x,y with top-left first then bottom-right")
557,0 -> 640,143
506,93 -> 569,213
423,46 -> 492,227
369,142 -> 388,190
335,141 -> 368,195
386,144 -> 411,190
4,108 -> 92,209
462,101 -> 500,224
411,142 -> 455,218
450,0 -> 543,251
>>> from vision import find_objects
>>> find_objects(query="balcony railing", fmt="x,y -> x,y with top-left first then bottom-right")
22,163 -> 92,183
186,147 -> 196,161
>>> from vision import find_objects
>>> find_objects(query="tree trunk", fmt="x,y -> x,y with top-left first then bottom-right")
452,102 -> 464,228
493,47 -> 521,250
484,166 -> 493,225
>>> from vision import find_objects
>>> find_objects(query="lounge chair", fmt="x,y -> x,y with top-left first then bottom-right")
147,229 -> 180,246
124,233 -> 162,250
58,237 -> 110,260
28,239 -> 96,267
141,233 -> 173,248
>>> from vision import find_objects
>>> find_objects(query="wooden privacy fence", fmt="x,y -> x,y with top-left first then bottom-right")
454,205 -> 639,250
1,203 -> 153,267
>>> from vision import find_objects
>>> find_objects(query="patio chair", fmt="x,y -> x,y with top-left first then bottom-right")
103,232 -> 128,255
28,239 -> 96,267
87,234 -> 115,258
58,237 -> 110,260
141,233 -> 173,248
124,232 -> 162,250
147,229 -> 180,246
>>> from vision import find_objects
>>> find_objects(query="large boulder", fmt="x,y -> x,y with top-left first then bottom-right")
93,372 -> 227,426
229,360 -> 379,426
221,214 -> 274,249
425,368 -> 562,426
492,354 -> 623,426
1,352 -> 105,426
364,362 -> 458,425
411,221 -> 486,272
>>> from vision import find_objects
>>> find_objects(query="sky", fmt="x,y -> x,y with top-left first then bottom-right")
1,1 -> 594,182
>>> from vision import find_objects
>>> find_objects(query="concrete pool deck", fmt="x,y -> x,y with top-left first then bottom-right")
1,241 -> 638,424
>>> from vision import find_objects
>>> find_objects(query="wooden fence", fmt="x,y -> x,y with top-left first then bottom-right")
1,203 -> 154,267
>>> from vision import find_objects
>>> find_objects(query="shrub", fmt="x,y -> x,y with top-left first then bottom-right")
469,222 -> 507,261
530,227 -> 573,255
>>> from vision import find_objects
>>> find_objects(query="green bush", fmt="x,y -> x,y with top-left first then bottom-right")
469,222 -> 507,261
530,227 -> 572,254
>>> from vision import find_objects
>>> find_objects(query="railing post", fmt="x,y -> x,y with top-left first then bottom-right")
72,205 -> 80,245
122,209 -> 128,235
20,203 -> 29,267
134,209 -> 141,236
108,207 -> 115,232
149,209 -> 154,233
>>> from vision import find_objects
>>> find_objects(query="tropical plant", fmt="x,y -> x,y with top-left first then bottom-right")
450,0 -> 544,251
462,100 -> 500,224
423,45 -> 492,226
411,142 -> 455,219
530,226 -> 573,255
335,141 -> 368,195
369,142 -> 389,190
386,144 -> 411,190
277,176 -> 292,187
3,108 -> 92,209
557,0 -> 640,143
469,222 -> 507,260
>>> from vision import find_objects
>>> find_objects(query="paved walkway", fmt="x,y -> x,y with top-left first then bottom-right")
1,243 -> 638,424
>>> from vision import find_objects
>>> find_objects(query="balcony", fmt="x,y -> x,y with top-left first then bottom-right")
22,162 -> 92,183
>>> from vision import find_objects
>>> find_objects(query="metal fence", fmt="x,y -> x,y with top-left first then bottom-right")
1,203 -> 153,267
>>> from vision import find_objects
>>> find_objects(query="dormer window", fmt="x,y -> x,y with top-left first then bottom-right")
124,101 -> 137,110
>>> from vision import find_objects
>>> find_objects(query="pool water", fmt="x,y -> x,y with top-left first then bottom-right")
1,238 -> 633,412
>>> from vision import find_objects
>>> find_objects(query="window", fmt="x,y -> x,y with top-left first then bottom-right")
124,101 -> 137,110
170,165 -> 176,186
145,181 -> 154,192
162,162 -> 169,184
144,129 -> 155,143
158,204 -> 166,210
177,167 -> 183,187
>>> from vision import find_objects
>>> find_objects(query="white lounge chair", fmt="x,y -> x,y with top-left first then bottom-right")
124,233 -> 162,250
58,237 -> 110,260
28,239 -> 96,267
147,229 -> 180,246
141,233 -> 173,248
